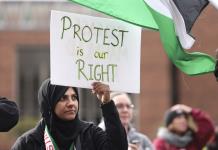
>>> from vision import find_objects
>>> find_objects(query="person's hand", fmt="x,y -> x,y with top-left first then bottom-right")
171,104 -> 192,113
91,82 -> 110,104
128,143 -> 139,150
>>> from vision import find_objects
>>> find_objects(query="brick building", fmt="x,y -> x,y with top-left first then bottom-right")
0,1 -> 218,149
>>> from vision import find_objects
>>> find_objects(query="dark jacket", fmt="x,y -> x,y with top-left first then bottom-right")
11,101 -> 128,150
0,97 -> 19,132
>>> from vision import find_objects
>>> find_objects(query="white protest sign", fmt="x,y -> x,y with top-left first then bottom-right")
50,10 -> 141,93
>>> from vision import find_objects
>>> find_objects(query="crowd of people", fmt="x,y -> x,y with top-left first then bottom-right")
1,78 -> 218,150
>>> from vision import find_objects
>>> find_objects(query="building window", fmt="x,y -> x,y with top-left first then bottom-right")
16,45 -> 50,117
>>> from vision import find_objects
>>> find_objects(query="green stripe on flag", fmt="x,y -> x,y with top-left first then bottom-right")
69,0 -> 158,30
145,3 -> 215,75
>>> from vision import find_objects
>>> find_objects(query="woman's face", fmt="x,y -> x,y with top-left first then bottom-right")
169,115 -> 188,134
54,88 -> 79,121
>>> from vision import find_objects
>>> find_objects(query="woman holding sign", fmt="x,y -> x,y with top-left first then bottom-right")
11,79 -> 127,150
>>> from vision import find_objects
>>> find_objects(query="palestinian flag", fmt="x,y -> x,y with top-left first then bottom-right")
160,0 -> 218,49
69,0 -> 218,75
143,0 -> 216,75
163,0 -> 209,49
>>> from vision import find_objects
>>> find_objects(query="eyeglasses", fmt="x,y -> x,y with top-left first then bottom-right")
115,103 -> 134,109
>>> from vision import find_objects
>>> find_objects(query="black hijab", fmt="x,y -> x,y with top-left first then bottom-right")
38,79 -> 86,149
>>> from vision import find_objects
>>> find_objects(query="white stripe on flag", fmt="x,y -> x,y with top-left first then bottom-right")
145,0 -> 195,49
209,0 -> 218,10
168,0 -> 195,49
145,0 -> 172,19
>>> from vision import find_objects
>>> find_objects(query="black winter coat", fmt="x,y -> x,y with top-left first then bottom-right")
0,97 -> 19,132
11,101 -> 128,150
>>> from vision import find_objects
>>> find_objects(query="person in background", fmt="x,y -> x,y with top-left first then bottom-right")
153,104 -> 215,150
0,97 -> 19,132
11,79 -> 127,150
99,92 -> 154,150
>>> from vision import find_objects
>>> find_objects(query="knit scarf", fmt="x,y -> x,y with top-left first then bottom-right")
157,127 -> 193,148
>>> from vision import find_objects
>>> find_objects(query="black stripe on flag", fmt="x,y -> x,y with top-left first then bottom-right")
173,0 -> 209,33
